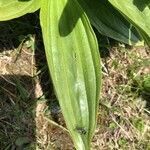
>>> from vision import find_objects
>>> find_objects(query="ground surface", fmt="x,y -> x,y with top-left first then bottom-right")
0,13 -> 150,150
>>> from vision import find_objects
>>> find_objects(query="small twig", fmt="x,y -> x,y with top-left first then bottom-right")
0,75 -> 15,86
111,115 -> 132,140
144,108 -> 150,114
0,86 -> 16,98
44,116 -> 69,133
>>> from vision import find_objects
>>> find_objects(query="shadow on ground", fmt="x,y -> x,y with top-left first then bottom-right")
0,11 -> 72,149
0,75 -> 36,149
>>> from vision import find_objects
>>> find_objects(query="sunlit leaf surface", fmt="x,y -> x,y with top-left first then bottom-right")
40,0 -> 101,149
0,0 -> 40,21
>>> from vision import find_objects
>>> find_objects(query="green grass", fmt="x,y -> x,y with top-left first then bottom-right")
0,13 -> 150,149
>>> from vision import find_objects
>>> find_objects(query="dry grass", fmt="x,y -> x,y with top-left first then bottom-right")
0,14 -> 150,150
92,46 -> 150,150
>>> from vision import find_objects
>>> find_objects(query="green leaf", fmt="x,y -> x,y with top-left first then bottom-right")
143,75 -> 150,93
109,0 -> 150,46
0,0 -> 40,21
77,0 -> 142,45
40,0 -> 101,149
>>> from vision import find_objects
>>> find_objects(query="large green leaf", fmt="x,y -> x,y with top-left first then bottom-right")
40,0 -> 101,149
0,0 -> 40,21
77,0 -> 142,45
109,0 -> 150,46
